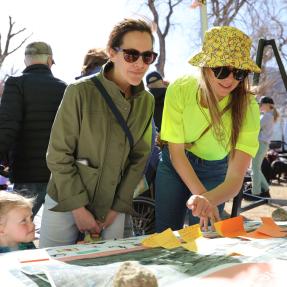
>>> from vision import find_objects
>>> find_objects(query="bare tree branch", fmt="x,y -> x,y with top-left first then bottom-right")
0,16 -> 31,69
147,0 -> 187,76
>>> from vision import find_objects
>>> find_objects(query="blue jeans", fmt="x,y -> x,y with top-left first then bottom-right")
13,183 -> 47,216
155,146 -> 228,232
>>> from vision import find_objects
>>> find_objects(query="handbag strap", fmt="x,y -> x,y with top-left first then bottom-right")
190,103 -> 232,145
91,77 -> 134,148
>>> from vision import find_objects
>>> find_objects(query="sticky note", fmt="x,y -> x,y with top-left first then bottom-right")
141,233 -> 160,248
156,228 -> 181,249
261,217 -> 287,232
255,217 -> 287,238
142,228 -> 181,249
181,240 -> 198,252
244,217 -> 287,239
178,224 -> 202,242
214,216 -> 247,237
244,230 -> 271,239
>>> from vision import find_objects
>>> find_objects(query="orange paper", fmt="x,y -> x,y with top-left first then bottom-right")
244,230 -> 271,239
214,216 -> 247,237
255,217 -> 287,238
261,217 -> 287,232
245,217 -> 287,239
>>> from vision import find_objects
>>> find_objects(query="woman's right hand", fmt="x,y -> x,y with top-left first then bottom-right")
186,194 -> 213,218
72,207 -> 102,235
199,206 -> 221,231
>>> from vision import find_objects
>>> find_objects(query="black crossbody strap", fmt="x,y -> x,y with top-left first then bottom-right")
91,77 -> 134,148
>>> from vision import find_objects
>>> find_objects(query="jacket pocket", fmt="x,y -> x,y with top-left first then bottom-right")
76,162 -> 99,202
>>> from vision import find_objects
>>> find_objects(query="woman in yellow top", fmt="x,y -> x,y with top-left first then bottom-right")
155,26 -> 261,232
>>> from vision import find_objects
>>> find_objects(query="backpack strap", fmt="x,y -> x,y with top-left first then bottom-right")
91,77 -> 134,148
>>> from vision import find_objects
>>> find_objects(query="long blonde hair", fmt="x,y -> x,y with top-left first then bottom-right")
270,105 -> 279,122
198,68 -> 250,156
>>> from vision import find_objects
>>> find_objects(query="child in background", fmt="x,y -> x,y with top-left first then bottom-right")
0,191 -> 35,253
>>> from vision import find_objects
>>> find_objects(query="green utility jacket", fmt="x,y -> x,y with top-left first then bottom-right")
46,63 -> 154,222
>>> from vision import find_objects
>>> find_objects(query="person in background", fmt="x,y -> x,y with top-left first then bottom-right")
251,96 -> 279,197
75,48 -> 109,79
146,71 -> 167,131
0,191 -> 35,253
40,18 -> 157,248
0,42 -> 67,216
155,26 -> 261,232
284,118 -> 287,151
0,164 -> 9,191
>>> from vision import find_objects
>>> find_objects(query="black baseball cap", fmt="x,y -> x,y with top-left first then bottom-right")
260,96 -> 274,105
146,71 -> 163,85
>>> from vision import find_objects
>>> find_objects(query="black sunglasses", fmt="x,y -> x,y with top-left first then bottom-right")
211,67 -> 249,81
114,47 -> 158,65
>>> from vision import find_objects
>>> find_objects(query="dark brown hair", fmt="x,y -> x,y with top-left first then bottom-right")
107,18 -> 154,50
81,48 -> 108,76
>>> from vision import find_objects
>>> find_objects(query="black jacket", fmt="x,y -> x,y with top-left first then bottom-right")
148,87 -> 166,131
0,64 -> 67,183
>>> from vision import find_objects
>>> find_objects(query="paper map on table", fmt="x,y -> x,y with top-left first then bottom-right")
46,236 -> 146,261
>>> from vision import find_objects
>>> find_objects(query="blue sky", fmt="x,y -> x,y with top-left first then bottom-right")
0,0 -> 200,83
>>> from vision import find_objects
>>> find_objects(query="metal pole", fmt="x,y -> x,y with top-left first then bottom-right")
252,39 -> 265,86
200,0 -> 208,42
269,39 -> 287,92
253,38 -> 287,92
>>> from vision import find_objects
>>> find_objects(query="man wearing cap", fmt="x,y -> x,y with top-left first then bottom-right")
146,71 -> 167,131
0,41 -> 66,216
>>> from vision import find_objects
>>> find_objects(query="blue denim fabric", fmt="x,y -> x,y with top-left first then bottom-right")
13,183 -> 47,216
155,146 -> 228,232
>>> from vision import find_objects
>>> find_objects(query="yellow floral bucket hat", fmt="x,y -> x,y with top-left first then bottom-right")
189,26 -> 261,73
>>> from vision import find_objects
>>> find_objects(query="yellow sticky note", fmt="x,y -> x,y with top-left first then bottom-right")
181,240 -> 198,252
156,228 -> 181,249
142,229 -> 181,249
141,233 -> 160,248
178,224 -> 202,242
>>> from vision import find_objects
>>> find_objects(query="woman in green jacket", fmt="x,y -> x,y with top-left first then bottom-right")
40,18 -> 156,247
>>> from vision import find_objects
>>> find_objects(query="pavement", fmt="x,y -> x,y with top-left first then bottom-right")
224,179 -> 287,221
